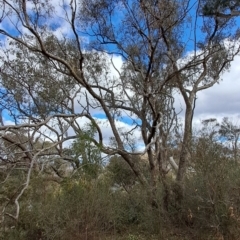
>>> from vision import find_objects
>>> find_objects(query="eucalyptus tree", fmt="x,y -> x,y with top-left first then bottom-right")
0,0 -> 239,213
79,0 -> 240,200
219,117 -> 240,162
71,123 -> 103,179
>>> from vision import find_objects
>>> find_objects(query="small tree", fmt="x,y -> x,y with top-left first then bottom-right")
71,123 -> 103,179
184,119 -> 240,238
219,117 -> 240,162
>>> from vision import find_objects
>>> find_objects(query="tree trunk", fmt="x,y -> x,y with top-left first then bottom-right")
122,153 -> 148,187
176,106 -> 192,182
148,149 -> 159,208
175,104 -> 194,207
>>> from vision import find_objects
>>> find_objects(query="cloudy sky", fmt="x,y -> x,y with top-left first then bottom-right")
106,54 -> 240,127
190,54 -> 240,123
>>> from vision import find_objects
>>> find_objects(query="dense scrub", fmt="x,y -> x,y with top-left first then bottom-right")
1,137 -> 240,240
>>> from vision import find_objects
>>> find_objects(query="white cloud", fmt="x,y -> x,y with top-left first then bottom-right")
60,49 -> 240,148
173,54 -> 240,125
66,116 -> 142,147
72,53 -> 125,115
194,54 -> 240,120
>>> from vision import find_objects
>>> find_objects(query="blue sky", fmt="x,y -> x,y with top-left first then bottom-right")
93,113 -> 142,126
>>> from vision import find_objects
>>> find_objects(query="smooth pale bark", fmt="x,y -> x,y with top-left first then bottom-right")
176,106 -> 193,182
169,157 -> 178,173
